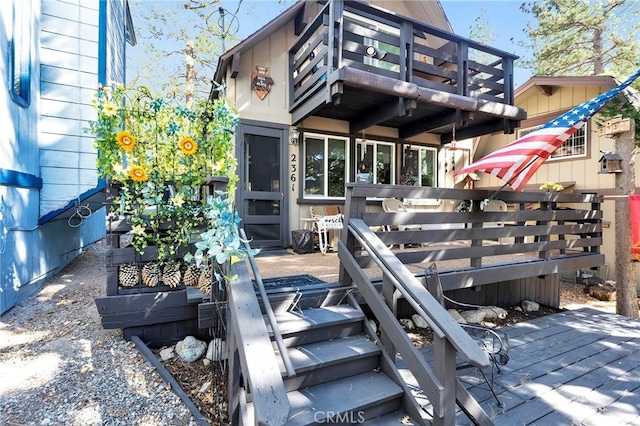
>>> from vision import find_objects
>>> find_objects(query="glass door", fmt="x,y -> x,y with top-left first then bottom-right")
237,124 -> 287,248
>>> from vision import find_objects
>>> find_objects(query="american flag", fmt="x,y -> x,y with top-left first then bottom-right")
457,68 -> 640,191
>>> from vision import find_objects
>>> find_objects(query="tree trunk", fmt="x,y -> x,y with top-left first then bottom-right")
615,120 -> 638,318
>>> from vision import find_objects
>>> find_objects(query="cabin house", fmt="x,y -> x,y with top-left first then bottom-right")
0,0 -> 135,313
211,0 -> 525,249
473,75 -> 640,288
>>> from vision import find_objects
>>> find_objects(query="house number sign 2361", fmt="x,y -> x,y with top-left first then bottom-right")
290,153 -> 297,192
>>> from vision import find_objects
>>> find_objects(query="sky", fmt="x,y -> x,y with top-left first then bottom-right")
127,0 -> 533,88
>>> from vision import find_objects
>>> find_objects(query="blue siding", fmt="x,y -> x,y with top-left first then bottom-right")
0,0 -> 131,314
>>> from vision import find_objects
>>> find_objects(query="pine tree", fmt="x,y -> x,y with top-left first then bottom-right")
520,0 -> 640,77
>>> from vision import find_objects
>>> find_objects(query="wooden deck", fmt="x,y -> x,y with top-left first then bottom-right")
401,307 -> 640,425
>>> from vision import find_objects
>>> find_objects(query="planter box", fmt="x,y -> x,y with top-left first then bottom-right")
95,177 -> 229,344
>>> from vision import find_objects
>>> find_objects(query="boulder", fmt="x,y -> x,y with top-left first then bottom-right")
482,306 -> 508,320
460,309 -> 486,324
447,309 -> 467,324
411,314 -> 429,329
400,318 -> 415,330
206,338 -> 228,361
175,336 -> 207,363
521,300 -> 540,312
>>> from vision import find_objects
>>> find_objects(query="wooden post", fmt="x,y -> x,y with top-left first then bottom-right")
614,120 -> 638,319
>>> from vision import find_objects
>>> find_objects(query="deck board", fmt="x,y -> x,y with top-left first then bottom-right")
400,307 -> 640,425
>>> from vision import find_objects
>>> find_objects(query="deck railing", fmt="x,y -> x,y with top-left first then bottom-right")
227,258 -> 290,425
289,0 -> 517,112
338,183 -> 604,424
338,221 -> 493,424
343,184 -> 604,291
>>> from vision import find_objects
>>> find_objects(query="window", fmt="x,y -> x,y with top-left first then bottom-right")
401,147 -> 437,187
9,1 -> 31,106
356,140 -> 395,185
304,134 -> 347,198
517,123 -> 588,160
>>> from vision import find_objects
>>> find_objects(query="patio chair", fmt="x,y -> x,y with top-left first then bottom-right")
310,206 -> 344,254
481,199 -> 508,244
382,198 -> 422,249
424,263 -> 509,407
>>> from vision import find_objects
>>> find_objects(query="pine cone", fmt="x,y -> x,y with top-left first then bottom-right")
183,264 -> 202,287
141,262 -> 161,287
198,267 -> 213,296
119,263 -> 140,287
162,263 -> 182,288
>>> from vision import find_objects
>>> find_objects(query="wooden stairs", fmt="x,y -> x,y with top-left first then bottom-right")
240,287 -> 429,425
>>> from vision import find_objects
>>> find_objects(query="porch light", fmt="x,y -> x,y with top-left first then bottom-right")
290,127 -> 300,145
365,45 -> 377,57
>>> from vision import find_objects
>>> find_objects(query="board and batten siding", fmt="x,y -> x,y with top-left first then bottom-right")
475,82 -> 640,285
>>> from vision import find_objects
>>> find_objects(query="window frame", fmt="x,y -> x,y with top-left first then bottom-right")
302,133 -> 349,199
355,139 -> 396,186
9,0 -> 31,107
403,146 -> 438,187
517,122 -> 588,161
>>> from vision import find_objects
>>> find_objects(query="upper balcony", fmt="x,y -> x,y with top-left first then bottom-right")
289,0 -> 526,144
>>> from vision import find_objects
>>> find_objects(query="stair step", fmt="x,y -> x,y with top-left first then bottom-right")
286,371 -> 403,426
269,305 -> 365,346
280,334 -> 381,391
362,410 -> 422,425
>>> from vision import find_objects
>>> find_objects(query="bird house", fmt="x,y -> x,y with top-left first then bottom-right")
598,153 -> 623,174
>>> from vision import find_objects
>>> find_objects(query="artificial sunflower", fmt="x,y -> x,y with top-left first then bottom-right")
129,165 -> 148,182
101,102 -> 118,117
116,130 -> 136,152
179,137 -> 197,155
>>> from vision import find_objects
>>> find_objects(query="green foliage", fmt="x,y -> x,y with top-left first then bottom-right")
86,83 -> 240,261
184,191 -> 259,284
519,0 -> 640,76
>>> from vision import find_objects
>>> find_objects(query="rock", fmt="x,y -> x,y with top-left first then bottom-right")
447,309 -> 467,323
399,318 -> 414,330
175,336 -> 207,363
411,314 -> 429,329
368,319 -> 378,333
514,306 -> 523,312
521,300 -> 540,312
198,381 -> 212,394
205,338 -> 228,361
482,306 -> 508,320
159,346 -> 174,361
460,309 -> 486,324
589,282 -> 616,301
202,358 -> 211,367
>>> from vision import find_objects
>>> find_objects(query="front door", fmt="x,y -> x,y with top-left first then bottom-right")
237,124 -> 287,248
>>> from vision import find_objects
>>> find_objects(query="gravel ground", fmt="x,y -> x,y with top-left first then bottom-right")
1,239 -> 626,425
0,240 -> 196,426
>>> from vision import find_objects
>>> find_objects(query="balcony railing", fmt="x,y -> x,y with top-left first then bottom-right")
290,0 -> 519,132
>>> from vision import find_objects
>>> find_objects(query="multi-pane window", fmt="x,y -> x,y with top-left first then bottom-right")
402,147 -> 437,187
355,140 -> 395,185
303,135 -> 347,198
9,0 -> 31,106
517,123 -> 588,160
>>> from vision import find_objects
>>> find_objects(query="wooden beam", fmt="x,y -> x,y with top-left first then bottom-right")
537,85 -> 553,96
230,52 -> 240,78
439,118 -> 517,144
350,98 -> 416,133
398,111 -> 472,139
294,0 -> 310,36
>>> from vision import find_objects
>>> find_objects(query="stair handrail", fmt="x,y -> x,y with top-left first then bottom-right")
228,258 -> 290,424
346,219 -> 489,366
239,228 -> 296,378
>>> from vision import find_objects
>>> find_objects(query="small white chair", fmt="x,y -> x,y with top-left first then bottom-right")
481,199 -> 508,244
382,198 -> 421,249
310,206 -> 344,254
